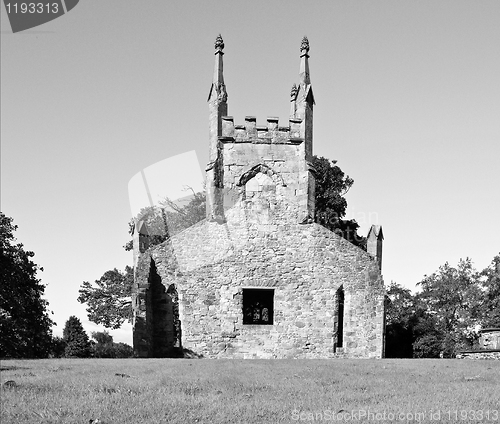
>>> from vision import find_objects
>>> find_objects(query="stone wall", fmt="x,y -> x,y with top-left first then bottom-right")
479,329 -> 500,350
216,116 -> 315,224
133,200 -> 385,359
456,350 -> 500,360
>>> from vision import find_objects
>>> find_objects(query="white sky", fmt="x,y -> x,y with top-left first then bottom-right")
1,1 -> 499,345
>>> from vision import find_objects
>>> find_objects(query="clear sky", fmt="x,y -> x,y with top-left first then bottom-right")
2,1 -> 499,345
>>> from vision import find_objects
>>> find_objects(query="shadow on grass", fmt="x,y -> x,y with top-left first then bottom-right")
0,365 -> 28,371
181,348 -> 204,359
136,347 -> 204,359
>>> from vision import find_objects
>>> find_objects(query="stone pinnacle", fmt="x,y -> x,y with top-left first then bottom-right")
215,34 -> 224,52
300,36 -> 309,53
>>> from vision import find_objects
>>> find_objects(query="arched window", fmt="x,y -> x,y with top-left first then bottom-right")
335,286 -> 344,350
237,163 -> 285,188
146,260 -> 181,357
245,172 -> 274,193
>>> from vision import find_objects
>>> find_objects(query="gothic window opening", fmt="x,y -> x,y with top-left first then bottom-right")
147,260 -> 168,357
243,288 -> 274,325
146,260 -> 180,357
335,286 -> 345,350
245,172 -> 274,194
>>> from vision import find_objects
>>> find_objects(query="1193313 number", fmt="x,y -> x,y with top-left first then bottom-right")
5,3 -> 59,14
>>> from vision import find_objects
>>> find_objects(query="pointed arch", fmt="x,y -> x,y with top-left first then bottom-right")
236,163 -> 286,187
334,285 -> 344,351
146,259 -> 168,357
145,259 -> 180,357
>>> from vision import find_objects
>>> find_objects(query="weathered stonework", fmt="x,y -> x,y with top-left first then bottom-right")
456,329 -> 500,360
132,36 -> 386,359
479,328 -> 500,350
456,351 -> 500,360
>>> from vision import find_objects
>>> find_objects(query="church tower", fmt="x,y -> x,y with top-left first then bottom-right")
205,35 -> 316,224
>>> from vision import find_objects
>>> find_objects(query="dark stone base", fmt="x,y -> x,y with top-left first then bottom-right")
456,349 -> 500,360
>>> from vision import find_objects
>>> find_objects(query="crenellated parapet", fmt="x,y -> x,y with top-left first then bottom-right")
219,116 -> 304,144
206,36 -> 315,223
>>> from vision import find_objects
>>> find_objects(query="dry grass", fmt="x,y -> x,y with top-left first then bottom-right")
1,358 -> 499,423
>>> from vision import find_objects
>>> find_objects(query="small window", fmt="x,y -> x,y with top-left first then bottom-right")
243,288 -> 274,325
336,286 -> 344,349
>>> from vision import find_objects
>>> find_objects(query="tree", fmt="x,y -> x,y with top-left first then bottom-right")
123,189 -> 206,252
161,189 -> 206,236
78,266 -> 134,329
91,331 -> 115,358
414,258 -> 482,356
113,342 -> 134,358
477,254 -> 500,327
90,331 -> 134,358
412,331 -> 444,358
63,316 -> 91,357
313,156 -> 366,249
384,282 -> 417,358
50,336 -> 67,358
0,212 -> 54,358
386,255 -> 500,358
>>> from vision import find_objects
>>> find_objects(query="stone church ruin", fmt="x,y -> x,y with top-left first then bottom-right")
131,36 -> 386,358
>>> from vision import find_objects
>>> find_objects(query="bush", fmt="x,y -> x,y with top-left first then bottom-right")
114,342 -> 134,358
90,331 -> 133,358
50,336 -> 67,358
413,334 -> 443,358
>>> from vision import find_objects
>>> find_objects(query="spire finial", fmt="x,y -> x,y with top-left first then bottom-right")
300,36 -> 309,53
215,34 -> 224,53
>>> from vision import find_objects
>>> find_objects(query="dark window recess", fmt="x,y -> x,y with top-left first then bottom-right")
243,289 -> 274,325
336,286 -> 344,348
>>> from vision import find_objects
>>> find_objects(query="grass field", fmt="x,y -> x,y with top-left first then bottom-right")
1,358 -> 499,423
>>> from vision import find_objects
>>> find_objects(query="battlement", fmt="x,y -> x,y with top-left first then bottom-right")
207,35 -> 314,222
220,116 -> 303,144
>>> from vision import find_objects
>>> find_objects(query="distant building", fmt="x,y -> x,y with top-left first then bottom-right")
132,36 -> 385,358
